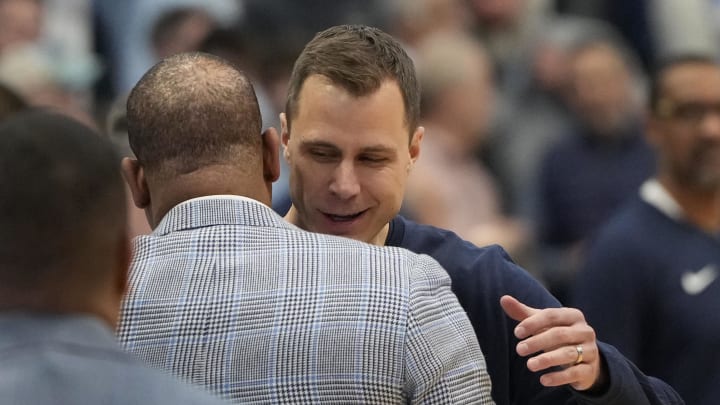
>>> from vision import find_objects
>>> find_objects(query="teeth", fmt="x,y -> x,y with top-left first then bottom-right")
329,212 -> 361,221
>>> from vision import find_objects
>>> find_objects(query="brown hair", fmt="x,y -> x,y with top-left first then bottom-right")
285,25 -> 420,137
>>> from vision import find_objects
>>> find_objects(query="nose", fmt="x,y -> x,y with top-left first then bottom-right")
329,161 -> 360,200
698,110 -> 720,141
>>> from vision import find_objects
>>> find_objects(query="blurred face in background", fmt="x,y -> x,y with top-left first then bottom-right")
569,43 -> 636,136
282,75 -> 422,245
468,0 -> 522,28
648,62 -> 720,191
0,0 -> 42,52
439,51 -> 494,148
417,32 -> 494,150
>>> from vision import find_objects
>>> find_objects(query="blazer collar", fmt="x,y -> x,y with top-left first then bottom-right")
152,195 -> 295,236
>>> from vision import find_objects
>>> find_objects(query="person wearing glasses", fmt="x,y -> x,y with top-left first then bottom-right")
574,55 -> 720,405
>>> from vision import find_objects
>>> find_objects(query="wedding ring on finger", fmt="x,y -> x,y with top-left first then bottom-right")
574,345 -> 584,365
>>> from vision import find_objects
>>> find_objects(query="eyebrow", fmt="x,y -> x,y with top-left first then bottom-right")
300,140 -> 396,154
300,140 -> 337,149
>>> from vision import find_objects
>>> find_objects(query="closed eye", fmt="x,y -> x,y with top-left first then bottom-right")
359,155 -> 390,165
306,147 -> 340,162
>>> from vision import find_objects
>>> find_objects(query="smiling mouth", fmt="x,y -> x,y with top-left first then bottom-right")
324,210 -> 365,222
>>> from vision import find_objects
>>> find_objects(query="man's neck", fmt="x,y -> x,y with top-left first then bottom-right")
659,176 -> 720,233
148,167 -> 271,228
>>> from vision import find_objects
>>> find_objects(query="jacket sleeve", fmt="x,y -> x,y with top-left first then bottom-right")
570,342 -> 684,405
403,253 -> 494,404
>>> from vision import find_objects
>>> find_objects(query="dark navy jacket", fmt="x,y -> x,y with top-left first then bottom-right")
387,215 -> 684,405
575,190 -> 720,405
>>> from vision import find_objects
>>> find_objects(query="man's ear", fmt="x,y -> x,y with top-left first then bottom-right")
280,112 -> 292,164
280,113 -> 289,145
262,127 -> 281,183
409,126 -> 424,166
120,158 -> 150,209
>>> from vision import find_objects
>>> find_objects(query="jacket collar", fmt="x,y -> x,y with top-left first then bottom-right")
0,312 -> 119,353
152,195 -> 295,236
639,179 -> 684,222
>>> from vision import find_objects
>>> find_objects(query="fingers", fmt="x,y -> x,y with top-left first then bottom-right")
502,297 -> 604,391
516,324 -> 596,357
514,306 -> 586,339
537,363 -> 597,390
523,341 -> 597,372
499,294 -> 538,323
522,334 -> 601,391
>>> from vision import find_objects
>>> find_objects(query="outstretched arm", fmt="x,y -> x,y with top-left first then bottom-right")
500,295 -> 684,404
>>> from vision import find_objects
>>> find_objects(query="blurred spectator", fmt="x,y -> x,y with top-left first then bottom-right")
536,38 -> 655,302
383,0 -> 470,49
574,55 -> 720,405
239,0 -> 386,116
406,31 -> 530,260
0,0 -> 99,126
466,0 -> 552,97
93,0 -> 241,96
0,0 -> 42,53
150,7 -> 216,59
557,0 -> 717,71
484,16 -> 614,219
0,44 -> 97,128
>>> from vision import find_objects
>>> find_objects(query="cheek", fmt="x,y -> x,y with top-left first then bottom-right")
369,167 -> 408,200
666,137 -> 695,166
291,161 -> 330,196
670,133 -> 693,154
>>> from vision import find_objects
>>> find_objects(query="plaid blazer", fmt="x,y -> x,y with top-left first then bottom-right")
118,196 -> 493,404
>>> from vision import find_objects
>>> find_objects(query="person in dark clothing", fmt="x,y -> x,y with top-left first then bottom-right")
575,55 -> 720,405
536,39 -> 654,302
280,24 -> 683,405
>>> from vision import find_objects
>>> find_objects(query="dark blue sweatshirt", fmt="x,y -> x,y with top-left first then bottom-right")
386,215 -> 683,405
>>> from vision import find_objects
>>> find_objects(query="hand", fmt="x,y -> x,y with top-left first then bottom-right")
500,295 -> 606,391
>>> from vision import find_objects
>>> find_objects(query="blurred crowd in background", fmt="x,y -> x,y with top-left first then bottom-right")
1,0 -> 719,303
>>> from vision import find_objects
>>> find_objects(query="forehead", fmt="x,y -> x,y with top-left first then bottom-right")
572,45 -> 626,75
292,75 -> 409,146
661,63 -> 720,101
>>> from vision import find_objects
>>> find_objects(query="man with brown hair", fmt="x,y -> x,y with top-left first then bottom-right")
281,24 -> 683,405
118,52 -> 493,403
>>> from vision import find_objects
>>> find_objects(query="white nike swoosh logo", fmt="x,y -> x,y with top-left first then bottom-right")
681,264 -> 718,295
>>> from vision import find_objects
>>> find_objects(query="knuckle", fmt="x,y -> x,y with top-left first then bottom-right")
555,327 -> 572,342
579,326 -> 596,342
569,307 -> 584,320
545,309 -> 562,324
567,365 -> 582,380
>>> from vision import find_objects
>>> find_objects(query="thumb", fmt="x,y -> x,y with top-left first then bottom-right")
500,295 -> 538,322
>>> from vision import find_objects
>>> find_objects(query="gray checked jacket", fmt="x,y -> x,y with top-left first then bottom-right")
118,196 -> 494,404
